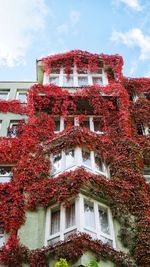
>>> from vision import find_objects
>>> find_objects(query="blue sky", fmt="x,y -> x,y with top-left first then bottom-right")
0,0 -> 150,81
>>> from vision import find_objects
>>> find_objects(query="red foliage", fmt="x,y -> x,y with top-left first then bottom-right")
0,51 -> 150,267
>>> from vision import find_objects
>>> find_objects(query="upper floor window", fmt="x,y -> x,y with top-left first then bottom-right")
45,194 -> 115,247
0,90 -> 10,100
0,226 -> 5,247
51,147 -> 108,177
0,166 -> 12,183
0,120 -> 2,130
144,165 -> 150,183
136,123 -> 149,136
16,90 -> 27,103
7,120 -> 20,138
53,116 -> 103,134
44,66 -> 108,87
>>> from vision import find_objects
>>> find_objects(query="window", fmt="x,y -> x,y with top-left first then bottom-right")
7,120 -> 20,137
46,201 -> 76,245
0,166 -> 12,183
45,66 -> 108,87
52,147 -> 108,177
52,148 -> 75,175
144,165 -> 150,183
83,198 -> 115,246
0,90 -> 9,100
52,116 -> 103,134
0,226 -> 5,247
45,194 -> 115,247
136,123 -> 149,135
16,90 -> 27,103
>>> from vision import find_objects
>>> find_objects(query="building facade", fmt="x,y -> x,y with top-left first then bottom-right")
0,50 -> 149,267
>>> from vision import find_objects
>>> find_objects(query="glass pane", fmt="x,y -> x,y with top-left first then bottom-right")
54,118 -> 60,132
144,166 -> 150,175
99,206 -> 110,234
93,118 -> 102,132
84,200 -> 95,229
82,148 -> 91,168
53,153 -> 62,173
18,93 -> 27,103
0,93 -> 8,100
78,77 -> 88,86
92,77 -> 102,85
65,149 -> 75,169
0,167 -> 11,183
94,152 -> 103,172
8,124 -> 18,138
63,76 -> 73,86
0,236 -> 4,247
65,203 -> 75,228
49,76 -> 59,85
136,123 -> 144,135
81,118 -> 90,129
51,210 -> 60,234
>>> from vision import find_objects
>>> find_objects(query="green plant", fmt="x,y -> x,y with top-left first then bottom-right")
54,258 -> 69,267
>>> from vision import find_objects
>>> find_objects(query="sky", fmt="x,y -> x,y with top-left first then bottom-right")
0,0 -> 150,81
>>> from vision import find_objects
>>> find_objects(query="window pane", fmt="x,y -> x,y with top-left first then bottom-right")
0,236 -> 4,247
94,152 -> 103,172
53,153 -> 62,173
0,92 -> 8,100
136,123 -> 144,135
49,76 -> 59,85
0,167 -> 11,183
92,77 -> 102,85
99,206 -> 110,234
82,148 -> 91,168
54,117 -> 60,132
81,118 -> 90,129
78,77 -> 88,86
65,203 -> 75,228
84,200 -> 95,229
65,149 -> 75,169
8,122 -> 19,138
93,118 -> 102,132
63,77 -> 73,87
18,93 -> 27,103
51,210 -> 60,234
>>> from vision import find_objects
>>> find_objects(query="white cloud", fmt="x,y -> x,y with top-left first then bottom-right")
111,28 -> 150,60
0,0 -> 48,67
115,0 -> 143,11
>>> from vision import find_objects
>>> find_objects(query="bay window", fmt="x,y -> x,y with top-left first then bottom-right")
43,66 -> 108,86
53,116 -> 103,134
45,194 -> 115,248
51,147 -> 108,177
0,166 -> 12,183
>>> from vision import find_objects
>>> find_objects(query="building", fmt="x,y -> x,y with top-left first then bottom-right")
0,50 -> 149,267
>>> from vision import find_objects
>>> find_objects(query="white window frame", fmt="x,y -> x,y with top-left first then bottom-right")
43,66 -> 108,86
53,116 -> 104,134
0,90 -> 10,100
16,90 -> 27,103
51,147 -> 109,177
0,166 -> 12,183
45,194 -> 115,248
